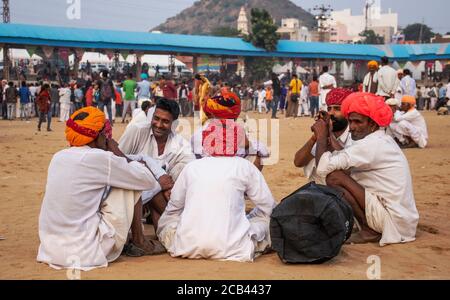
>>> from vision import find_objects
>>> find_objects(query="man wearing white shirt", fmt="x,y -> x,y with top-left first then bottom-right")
157,118 -> 276,262
119,98 -> 195,228
377,57 -> 398,100
319,66 -> 337,111
400,69 -> 417,97
59,83 -> 72,122
38,107 -> 168,271
312,92 -> 419,246
388,95 -> 428,149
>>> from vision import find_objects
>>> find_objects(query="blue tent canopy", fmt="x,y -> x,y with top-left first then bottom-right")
0,23 -> 449,61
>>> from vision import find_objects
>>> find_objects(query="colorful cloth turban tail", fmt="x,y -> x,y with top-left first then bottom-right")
65,107 -> 112,147
202,92 -> 244,157
341,92 -> 393,127
325,88 -> 354,106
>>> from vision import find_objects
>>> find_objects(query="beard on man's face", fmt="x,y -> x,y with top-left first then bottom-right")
331,115 -> 349,132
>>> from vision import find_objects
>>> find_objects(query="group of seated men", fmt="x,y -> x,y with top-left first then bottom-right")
38,86 -> 421,270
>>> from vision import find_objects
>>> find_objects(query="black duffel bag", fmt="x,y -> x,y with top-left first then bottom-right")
270,182 -> 354,264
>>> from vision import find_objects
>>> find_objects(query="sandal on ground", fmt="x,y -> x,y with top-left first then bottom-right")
125,240 -> 166,257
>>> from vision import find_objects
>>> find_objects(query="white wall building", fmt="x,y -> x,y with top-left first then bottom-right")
277,18 -> 312,42
327,0 -> 398,43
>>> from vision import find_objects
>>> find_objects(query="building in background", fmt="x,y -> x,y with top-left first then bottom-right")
277,18 -> 312,42
327,0 -> 398,43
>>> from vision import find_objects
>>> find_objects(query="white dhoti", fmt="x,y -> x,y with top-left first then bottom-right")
365,191 -> 403,246
158,209 -> 271,260
99,188 -> 141,262
388,120 -> 428,148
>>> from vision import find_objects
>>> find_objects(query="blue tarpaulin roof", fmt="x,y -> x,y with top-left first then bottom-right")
0,23 -> 449,61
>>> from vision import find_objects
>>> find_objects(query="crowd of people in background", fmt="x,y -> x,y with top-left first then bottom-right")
1,60 -> 450,134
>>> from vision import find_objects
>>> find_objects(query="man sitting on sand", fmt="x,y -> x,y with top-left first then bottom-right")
119,98 -> 195,229
37,107 -> 168,271
191,92 -> 270,171
295,88 -> 354,184
388,95 -> 428,149
157,95 -> 276,262
312,93 -> 419,245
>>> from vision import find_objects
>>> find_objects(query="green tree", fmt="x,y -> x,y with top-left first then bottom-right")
359,30 -> 384,44
403,23 -> 435,43
210,27 -> 241,37
244,8 -> 280,83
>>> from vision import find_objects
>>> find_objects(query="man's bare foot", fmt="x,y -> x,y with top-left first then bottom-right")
125,239 -> 166,257
346,230 -> 381,245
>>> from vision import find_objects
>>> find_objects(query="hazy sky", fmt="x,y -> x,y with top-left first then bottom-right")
9,0 -> 450,34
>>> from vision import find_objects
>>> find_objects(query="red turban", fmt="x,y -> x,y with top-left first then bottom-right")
203,92 -> 241,120
202,119 -> 245,157
325,88 -> 354,106
342,92 -> 393,127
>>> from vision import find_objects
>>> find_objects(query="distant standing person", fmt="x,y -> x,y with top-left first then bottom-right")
319,66 -> 337,111
308,75 -> 320,118
19,81 -> 31,121
286,74 -> 302,118
50,84 -> 60,118
377,56 -> 398,100
363,61 -> 379,94
59,83 -> 72,122
271,73 -> 282,119
36,84 -> 52,132
5,82 -> 18,120
137,73 -> 151,107
400,69 -> 416,97
122,73 -> 137,123
98,71 -> 116,124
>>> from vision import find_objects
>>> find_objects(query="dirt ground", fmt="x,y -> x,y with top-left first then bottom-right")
0,111 -> 449,280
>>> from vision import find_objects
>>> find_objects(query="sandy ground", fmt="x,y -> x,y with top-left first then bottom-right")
0,111 -> 449,280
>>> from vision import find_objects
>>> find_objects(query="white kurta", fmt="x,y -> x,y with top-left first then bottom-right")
119,114 -> 195,203
37,146 -> 158,270
389,109 -> 428,148
304,126 -> 353,185
377,65 -> 398,97
157,157 -> 276,262
316,130 -> 419,246
319,72 -> 337,110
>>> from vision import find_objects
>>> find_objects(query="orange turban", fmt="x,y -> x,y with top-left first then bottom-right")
342,92 -> 393,127
65,107 -> 107,147
368,60 -> 379,69
401,95 -> 416,106
203,92 -> 241,120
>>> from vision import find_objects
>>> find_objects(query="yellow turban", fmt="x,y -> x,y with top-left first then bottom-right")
368,60 -> 379,69
65,107 -> 106,147
401,95 -> 416,106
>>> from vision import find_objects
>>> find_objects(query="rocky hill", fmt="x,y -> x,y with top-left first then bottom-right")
152,0 -> 316,35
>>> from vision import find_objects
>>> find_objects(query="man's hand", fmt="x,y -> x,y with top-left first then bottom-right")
311,119 -> 329,140
158,174 -> 174,191
163,189 -> 172,201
